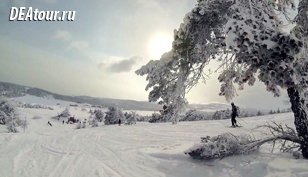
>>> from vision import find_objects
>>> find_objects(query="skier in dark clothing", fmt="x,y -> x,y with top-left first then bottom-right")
231,102 -> 238,127
47,121 -> 52,127
118,119 -> 121,126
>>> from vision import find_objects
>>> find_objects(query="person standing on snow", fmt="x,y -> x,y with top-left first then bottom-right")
118,118 -> 121,126
231,102 -> 238,127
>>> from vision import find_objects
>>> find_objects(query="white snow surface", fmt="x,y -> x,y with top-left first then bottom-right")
1,105 -> 308,176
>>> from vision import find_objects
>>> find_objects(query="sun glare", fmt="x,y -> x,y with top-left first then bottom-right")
150,35 -> 172,59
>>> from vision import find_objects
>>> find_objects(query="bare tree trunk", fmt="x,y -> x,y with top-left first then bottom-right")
287,87 -> 308,159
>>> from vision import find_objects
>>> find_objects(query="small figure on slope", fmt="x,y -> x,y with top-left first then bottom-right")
118,118 -> 121,126
47,121 -> 52,127
231,102 -> 238,127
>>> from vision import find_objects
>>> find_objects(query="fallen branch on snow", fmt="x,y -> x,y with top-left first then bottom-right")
184,122 -> 302,160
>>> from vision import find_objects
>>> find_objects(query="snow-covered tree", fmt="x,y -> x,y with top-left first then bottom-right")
124,111 -> 138,125
0,99 -> 15,125
212,109 -> 230,120
91,119 -> 98,127
180,110 -> 208,121
148,113 -> 163,123
20,117 -> 29,133
137,0 -> 308,159
269,110 -> 273,114
7,116 -> 18,133
82,120 -> 86,128
89,109 -> 94,115
94,109 -> 105,122
104,106 -> 125,125
60,107 -> 70,117
76,122 -> 82,129
1,99 -> 20,133
148,105 -> 176,123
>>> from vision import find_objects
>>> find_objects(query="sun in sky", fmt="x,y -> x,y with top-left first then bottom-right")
150,34 -> 172,59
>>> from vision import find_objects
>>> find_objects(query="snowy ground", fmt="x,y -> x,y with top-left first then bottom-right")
1,105 -> 308,177
11,95 -> 156,116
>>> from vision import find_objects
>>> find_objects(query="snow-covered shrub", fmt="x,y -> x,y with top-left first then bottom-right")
7,116 -> 18,133
81,107 -> 87,112
148,112 -> 170,123
0,99 -> 15,125
184,133 -> 256,160
76,122 -> 82,129
185,122 -> 302,160
91,119 -> 98,127
82,120 -> 86,128
60,107 -> 70,117
104,106 -> 125,125
149,105 -> 176,123
17,102 -> 53,110
20,117 -> 29,133
124,111 -> 138,125
32,116 -> 42,119
0,99 -> 21,131
180,110 -> 212,121
212,109 -> 231,120
137,115 -> 151,122
0,111 -> 7,125
94,109 -> 105,122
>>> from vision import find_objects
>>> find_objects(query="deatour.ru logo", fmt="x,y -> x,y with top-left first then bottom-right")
9,7 -> 76,21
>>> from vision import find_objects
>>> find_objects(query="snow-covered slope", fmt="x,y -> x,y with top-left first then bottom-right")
0,107 -> 307,177
0,82 -> 162,111
12,95 -> 81,107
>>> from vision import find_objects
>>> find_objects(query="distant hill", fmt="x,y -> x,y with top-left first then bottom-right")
0,82 -> 260,113
0,82 -> 161,111
186,103 -> 231,111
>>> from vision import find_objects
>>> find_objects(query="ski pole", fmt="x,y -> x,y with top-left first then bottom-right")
238,117 -> 247,124
236,121 -> 241,126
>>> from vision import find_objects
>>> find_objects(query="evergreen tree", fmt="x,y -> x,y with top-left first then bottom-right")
180,109 -> 211,121
20,117 -> 29,133
91,119 -> 98,127
89,109 -> 94,115
124,111 -> 138,125
104,106 -> 125,125
94,109 -> 105,122
0,99 -> 15,125
212,110 -> 226,120
60,107 -> 70,117
149,113 -> 163,123
7,116 -> 18,133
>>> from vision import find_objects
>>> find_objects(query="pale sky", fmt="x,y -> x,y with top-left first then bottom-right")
0,0 -> 294,111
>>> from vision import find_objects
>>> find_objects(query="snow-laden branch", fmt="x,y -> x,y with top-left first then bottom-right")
185,122 -> 301,160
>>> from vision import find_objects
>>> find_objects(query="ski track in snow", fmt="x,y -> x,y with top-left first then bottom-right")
0,107 -> 308,177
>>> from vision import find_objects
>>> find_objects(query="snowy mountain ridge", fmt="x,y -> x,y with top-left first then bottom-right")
0,82 -> 257,112
0,82 -> 162,111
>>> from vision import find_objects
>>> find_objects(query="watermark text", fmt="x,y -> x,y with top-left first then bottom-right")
9,7 -> 76,21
